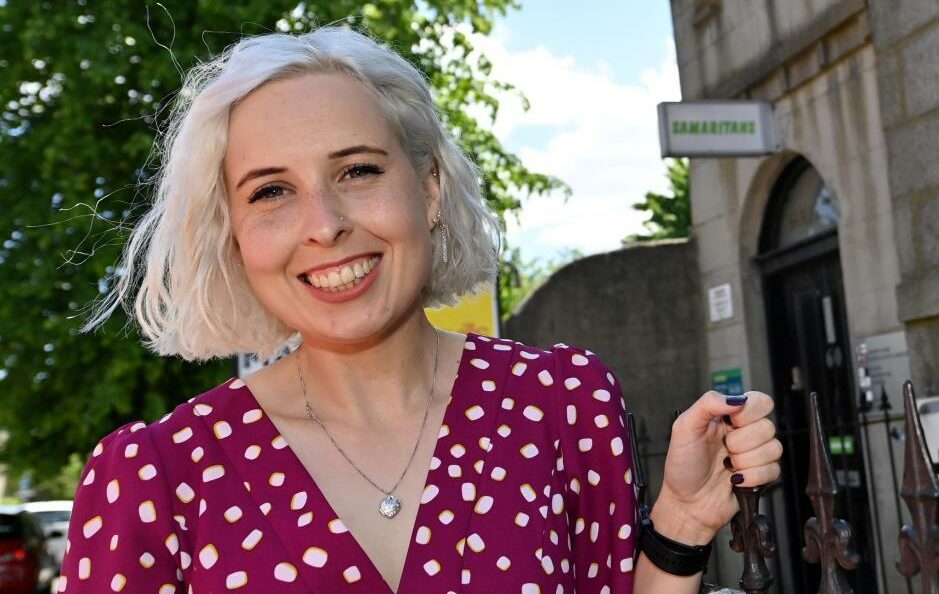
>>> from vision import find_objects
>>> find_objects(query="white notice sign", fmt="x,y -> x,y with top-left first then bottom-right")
658,101 -> 780,157
859,330 -> 912,410
708,283 -> 734,322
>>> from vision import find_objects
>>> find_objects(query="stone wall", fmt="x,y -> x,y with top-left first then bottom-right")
869,0 -> 939,396
670,0 -> 867,99
504,239 -> 704,505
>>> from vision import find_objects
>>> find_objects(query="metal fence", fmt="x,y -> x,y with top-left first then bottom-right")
629,380 -> 938,594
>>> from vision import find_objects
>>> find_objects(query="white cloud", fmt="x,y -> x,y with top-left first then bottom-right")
470,28 -> 682,260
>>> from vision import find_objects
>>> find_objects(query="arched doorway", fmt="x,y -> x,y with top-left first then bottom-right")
756,157 -> 876,592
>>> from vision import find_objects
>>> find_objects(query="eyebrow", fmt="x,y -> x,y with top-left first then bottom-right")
328,145 -> 389,159
234,146 -> 389,190
235,167 -> 287,190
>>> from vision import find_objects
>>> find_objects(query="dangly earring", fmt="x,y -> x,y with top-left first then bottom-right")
433,210 -> 449,264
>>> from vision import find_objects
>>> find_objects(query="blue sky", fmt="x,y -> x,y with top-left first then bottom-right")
476,2 -> 681,261
500,2 -> 676,88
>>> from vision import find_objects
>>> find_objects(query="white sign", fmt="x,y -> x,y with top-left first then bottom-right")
856,330 -> 912,410
658,101 -> 780,157
237,344 -> 294,379
708,283 -> 734,322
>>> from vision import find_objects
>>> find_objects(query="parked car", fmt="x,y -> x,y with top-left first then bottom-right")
0,506 -> 57,594
21,501 -> 71,571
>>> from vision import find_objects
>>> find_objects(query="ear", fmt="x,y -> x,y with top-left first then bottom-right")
423,163 -> 442,230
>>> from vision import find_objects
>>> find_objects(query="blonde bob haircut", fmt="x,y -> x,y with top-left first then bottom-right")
85,27 -> 500,361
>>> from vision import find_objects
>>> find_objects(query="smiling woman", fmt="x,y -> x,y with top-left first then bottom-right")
83,28 -> 499,361
63,26 -> 781,594
222,72 -> 446,341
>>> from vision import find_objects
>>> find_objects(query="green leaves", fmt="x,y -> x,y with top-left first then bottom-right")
627,157 -> 691,242
0,0 -> 559,487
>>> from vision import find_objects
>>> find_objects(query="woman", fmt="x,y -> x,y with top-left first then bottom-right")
61,27 -> 781,593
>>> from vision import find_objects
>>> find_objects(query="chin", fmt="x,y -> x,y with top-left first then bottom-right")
296,306 -> 425,349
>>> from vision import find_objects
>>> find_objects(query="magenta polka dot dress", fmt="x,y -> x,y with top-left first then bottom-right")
59,334 -> 638,593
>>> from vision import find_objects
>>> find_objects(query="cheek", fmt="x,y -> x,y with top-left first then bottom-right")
380,207 -> 433,265
367,188 -> 430,238
234,213 -> 297,273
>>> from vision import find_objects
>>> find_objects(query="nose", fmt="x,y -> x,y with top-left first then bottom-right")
300,185 -> 350,246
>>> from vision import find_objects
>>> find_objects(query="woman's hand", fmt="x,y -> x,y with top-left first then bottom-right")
650,391 -> 782,545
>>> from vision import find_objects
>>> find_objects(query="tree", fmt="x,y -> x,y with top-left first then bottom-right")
626,158 -> 691,242
0,1 -> 563,482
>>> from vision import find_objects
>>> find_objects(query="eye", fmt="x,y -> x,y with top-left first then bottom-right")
342,163 -> 384,180
248,184 -> 287,204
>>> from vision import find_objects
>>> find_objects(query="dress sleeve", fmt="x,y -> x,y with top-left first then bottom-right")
59,421 -> 183,593
553,345 -> 638,593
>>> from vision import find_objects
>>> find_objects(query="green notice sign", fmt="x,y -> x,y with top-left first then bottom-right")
671,120 -> 757,135
711,368 -> 744,396
658,101 -> 779,157
829,436 -> 855,455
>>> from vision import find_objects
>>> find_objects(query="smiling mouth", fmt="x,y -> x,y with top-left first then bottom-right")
300,255 -> 381,292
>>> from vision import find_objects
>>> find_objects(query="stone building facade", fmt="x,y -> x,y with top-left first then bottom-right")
668,0 -> 939,592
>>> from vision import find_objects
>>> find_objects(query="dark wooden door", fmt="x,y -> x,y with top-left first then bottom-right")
764,249 -> 876,593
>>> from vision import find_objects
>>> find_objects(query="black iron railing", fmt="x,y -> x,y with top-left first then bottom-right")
629,379 -> 939,594
802,391 -> 860,593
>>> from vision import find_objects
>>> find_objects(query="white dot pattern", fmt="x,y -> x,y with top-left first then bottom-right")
58,334 -> 636,592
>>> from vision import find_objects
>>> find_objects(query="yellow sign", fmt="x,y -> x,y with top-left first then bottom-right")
425,281 -> 500,337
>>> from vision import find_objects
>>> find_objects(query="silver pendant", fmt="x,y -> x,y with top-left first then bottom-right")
379,495 -> 402,518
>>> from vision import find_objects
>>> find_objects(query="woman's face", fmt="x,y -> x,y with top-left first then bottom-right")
223,72 -> 440,346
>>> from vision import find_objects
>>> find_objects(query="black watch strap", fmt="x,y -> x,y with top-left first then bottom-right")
639,519 -> 712,576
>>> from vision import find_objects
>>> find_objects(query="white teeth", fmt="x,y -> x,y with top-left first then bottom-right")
306,256 -> 380,290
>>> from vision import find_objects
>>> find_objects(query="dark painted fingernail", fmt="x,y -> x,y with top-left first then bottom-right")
723,456 -> 733,470
726,395 -> 748,406
731,473 -> 745,485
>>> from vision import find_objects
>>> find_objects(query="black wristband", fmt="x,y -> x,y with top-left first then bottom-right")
639,518 -> 712,576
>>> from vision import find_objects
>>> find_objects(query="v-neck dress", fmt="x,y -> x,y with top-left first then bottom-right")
58,334 -> 638,593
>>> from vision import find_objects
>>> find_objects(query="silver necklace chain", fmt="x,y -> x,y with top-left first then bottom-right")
294,329 -> 440,513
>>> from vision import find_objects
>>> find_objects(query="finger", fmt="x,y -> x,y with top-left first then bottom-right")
676,391 -> 756,433
725,418 -> 776,454
730,462 -> 782,488
725,391 -> 774,428
728,438 -> 783,470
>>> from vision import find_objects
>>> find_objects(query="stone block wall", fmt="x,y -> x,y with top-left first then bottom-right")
870,1 -> 939,395
670,0 -> 867,99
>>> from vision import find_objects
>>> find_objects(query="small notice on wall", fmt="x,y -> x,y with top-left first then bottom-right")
708,283 -> 734,322
711,368 -> 744,396
856,330 -> 912,411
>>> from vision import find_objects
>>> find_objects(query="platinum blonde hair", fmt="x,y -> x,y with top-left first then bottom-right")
84,27 -> 500,361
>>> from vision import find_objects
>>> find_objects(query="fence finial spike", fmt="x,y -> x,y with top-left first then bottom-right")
896,380 -> 939,591
729,485 -> 776,593
802,391 -> 860,593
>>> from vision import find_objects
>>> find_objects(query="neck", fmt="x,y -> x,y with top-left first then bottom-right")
293,310 -> 442,427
